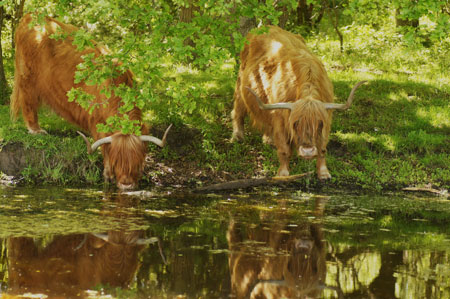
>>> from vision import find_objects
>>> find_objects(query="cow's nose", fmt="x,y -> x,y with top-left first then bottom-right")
299,146 -> 318,158
117,182 -> 136,190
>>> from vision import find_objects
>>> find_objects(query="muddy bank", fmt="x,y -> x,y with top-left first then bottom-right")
0,143 -> 30,176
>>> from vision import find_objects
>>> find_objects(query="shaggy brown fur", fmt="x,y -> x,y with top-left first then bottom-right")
232,26 -> 334,179
10,13 -> 148,189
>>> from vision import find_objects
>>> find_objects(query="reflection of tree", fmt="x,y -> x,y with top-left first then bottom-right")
395,250 -> 450,299
325,245 -> 450,298
367,251 -> 401,298
326,245 -> 383,298
0,238 -> 6,288
227,198 -> 328,298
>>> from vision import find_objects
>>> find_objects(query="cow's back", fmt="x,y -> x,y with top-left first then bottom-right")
240,26 -> 333,102
11,13 -> 123,134
242,26 -> 307,66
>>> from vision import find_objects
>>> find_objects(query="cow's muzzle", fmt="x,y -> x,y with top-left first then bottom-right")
117,182 -> 136,190
299,146 -> 318,159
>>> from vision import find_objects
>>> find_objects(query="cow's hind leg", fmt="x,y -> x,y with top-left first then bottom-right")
231,85 -> 246,142
18,89 -> 46,134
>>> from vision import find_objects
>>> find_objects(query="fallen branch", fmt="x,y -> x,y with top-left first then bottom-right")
195,171 -> 314,192
402,187 -> 449,197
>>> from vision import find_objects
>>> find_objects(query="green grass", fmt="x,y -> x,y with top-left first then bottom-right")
0,106 -> 103,186
307,28 -> 450,191
0,24 -> 449,192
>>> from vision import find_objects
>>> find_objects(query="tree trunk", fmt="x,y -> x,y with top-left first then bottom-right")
179,0 -> 199,63
11,0 -> 26,50
296,0 -> 324,30
328,1 -> 343,52
179,0 -> 195,46
277,5 -> 289,29
297,0 -> 312,26
0,6 -> 10,104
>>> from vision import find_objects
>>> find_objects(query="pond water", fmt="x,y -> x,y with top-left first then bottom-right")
0,186 -> 449,298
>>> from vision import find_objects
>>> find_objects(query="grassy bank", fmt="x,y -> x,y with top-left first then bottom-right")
0,27 -> 448,192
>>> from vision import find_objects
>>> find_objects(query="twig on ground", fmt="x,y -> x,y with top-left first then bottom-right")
402,187 -> 449,197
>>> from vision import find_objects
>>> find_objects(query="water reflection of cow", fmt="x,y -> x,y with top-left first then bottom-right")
227,199 -> 327,298
5,195 -> 160,298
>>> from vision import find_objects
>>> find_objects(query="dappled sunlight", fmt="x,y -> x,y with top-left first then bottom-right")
334,131 -> 397,153
220,61 -> 235,71
312,24 -> 450,85
416,106 -> 450,129
175,64 -> 200,76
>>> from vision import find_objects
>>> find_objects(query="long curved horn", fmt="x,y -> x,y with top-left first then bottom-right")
245,87 -> 294,110
324,80 -> 367,110
140,123 -> 172,147
77,131 -> 112,154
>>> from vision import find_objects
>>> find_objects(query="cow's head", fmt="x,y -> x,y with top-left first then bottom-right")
78,124 -> 172,190
246,81 -> 366,159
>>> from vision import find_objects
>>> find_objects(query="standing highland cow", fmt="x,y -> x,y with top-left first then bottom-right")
232,26 -> 365,179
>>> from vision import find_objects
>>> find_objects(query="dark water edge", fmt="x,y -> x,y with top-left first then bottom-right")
0,186 -> 449,298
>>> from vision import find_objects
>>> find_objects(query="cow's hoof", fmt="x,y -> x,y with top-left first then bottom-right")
277,169 -> 290,176
262,134 -> 273,145
318,171 -> 331,180
231,131 -> 244,142
28,128 -> 48,134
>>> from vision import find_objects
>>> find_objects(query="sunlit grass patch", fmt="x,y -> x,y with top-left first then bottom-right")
334,131 -> 397,154
416,106 -> 450,129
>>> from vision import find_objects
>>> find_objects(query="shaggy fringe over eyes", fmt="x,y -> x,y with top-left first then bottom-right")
288,99 -> 330,144
108,134 -> 146,179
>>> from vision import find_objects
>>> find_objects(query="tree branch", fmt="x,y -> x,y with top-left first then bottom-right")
195,172 -> 314,192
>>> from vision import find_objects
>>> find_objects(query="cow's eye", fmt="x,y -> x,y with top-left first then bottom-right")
318,121 -> 323,131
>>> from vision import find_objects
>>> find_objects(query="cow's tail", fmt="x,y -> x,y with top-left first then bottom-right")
9,60 -> 21,121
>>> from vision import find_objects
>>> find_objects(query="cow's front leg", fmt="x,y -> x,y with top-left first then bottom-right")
103,164 -> 113,183
316,152 -> 331,180
231,85 -> 247,142
101,148 -> 114,182
274,132 -> 291,177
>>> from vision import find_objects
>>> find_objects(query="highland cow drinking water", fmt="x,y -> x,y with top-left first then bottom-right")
11,14 -> 171,189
